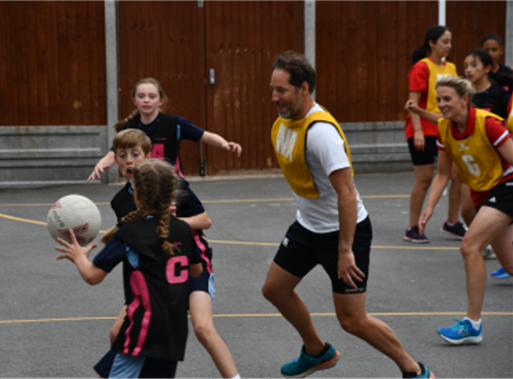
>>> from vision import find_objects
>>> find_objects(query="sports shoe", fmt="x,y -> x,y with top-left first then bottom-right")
491,267 -> 511,279
281,343 -> 339,378
403,362 -> 435,378
404,226 -> 429,243
441,221 -> 466,239
482,245 -> 497,260
437,318 -> 482,345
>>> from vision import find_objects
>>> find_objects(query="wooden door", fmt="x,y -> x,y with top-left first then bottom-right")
203,1 -> 302,175
118,1 -> 206,176
118,1 -> 302,176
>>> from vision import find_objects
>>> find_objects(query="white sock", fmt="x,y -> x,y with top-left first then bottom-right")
464,317 -> 481,330
230,374 -> 241,379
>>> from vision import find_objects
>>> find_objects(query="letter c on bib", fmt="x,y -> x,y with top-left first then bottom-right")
166,255 -> 189,284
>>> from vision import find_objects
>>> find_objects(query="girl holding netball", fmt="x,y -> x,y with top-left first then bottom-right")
404,25 -> 464,244
56,159 -> 203,377
100,128 -> 240,378
417,76 -> 513,344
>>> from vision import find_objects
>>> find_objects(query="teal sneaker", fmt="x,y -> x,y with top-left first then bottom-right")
491,267 -> 510,279
413,362 -> 435,379
281,343 -> 339,378
403,362 -> 434,378
437,318 -> 482,345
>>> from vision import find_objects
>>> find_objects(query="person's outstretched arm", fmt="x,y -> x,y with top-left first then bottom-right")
87,151 -> 116,182
200,131 -> 242,157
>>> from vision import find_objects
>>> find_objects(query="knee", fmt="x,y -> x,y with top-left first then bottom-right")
338,315 -> 365,336
262,282 -> 278,303
460,238 -> 479,260
415,176 -> 432,191
194,322 -> 216,345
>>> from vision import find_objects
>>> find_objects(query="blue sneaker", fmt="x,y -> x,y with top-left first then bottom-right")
403,362 -> 434,378
281,343 -> 339,378
491,267 -> 511,279
437,318 -> 482,345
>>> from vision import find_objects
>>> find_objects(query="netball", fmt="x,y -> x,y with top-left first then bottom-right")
47,195 -> 102,246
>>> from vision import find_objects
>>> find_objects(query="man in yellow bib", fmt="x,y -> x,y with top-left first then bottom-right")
261,51 -> 433,379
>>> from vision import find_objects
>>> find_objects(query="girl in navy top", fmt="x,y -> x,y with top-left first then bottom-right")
88,77 -> 242,182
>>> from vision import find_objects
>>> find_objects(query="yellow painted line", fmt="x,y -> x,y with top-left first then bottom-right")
0,213 -> 458,250
1,311 -> 511,324
0,194 -> 413,208
209,239 -> 280,247
208,240 -> 460,250
0,213 -> 110,234
0,202 -> 111,207
202,198 -> 294,204
0,317 -> 117,324
0,213 -> 47,226
213,311 -> 513,317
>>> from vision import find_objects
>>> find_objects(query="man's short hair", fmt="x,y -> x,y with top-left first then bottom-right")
273,51 -> 316,94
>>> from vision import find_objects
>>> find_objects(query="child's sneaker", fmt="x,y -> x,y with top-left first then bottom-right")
404,226 -> 429,243
403,362 -> 435,378
281,343 -> 339,378
441,221 -> 466,239
482,245 -> 497,260
437,318 -> 482,345
491,267 -> 511,279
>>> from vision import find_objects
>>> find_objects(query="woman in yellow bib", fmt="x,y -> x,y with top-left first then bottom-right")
418,76 -> 513,345
404,25 -> 464,243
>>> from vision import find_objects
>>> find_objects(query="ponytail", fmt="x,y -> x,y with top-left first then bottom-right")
412,45 -> 429,64
412,25 -> 451,65
114,109 -> 139,132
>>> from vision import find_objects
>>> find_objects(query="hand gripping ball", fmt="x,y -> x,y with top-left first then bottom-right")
47,194 -> 102,246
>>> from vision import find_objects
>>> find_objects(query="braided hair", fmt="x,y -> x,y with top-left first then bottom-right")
114,78 -> 169,132
101,159 -> 178,255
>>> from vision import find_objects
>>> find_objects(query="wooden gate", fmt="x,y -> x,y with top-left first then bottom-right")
118,1 -> 302,176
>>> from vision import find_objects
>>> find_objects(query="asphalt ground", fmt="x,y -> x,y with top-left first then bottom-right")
0,172 -> 511,378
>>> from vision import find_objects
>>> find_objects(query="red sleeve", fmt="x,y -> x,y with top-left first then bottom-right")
436,133 -> 445,150
485,117 -> 510,148
407,62 -> 429,92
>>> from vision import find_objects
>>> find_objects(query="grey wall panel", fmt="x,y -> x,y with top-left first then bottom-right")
0,126 -> 109,188
342,121 -> 412,174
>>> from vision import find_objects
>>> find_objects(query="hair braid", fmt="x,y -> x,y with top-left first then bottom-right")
132,159 -> 178,255
100,209 -> 144,245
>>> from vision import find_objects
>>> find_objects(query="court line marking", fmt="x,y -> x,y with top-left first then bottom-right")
0,213 -> 461,250
0,194 -> 410,208
1,311 -> 511,324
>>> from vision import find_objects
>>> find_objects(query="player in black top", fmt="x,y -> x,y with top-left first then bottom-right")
99,128 -> 240,378
56,159 -> 203,378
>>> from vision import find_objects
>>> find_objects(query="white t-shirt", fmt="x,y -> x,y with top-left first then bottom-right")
294,104 -> 368,233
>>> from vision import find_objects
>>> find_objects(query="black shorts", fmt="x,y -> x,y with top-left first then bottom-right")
481,180 -> 513,218
407,136 -> 438,166
274,216 -> 372,294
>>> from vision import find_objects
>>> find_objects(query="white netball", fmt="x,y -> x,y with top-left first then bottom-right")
47,194 -> 102,246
